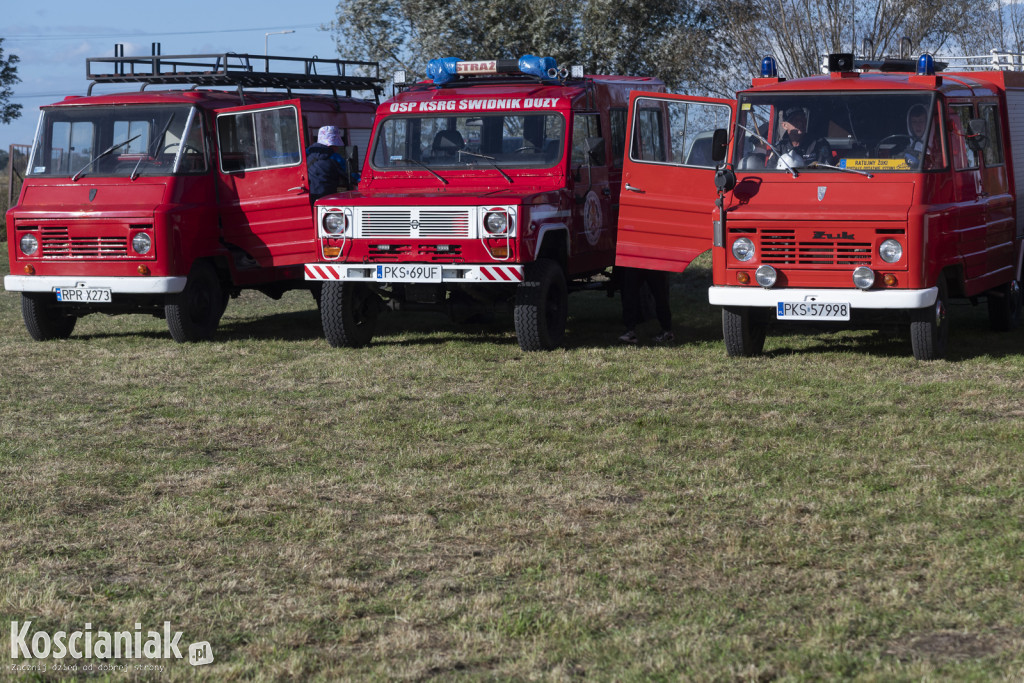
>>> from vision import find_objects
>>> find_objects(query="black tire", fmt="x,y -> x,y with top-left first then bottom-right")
722,307 -> 766,357
910,281 -> 948,361
165,261 -> 224,343
514,258 -> 568,351
321,281 -> 380,348
21,293 -> 76,341
987,279 -> 1021,332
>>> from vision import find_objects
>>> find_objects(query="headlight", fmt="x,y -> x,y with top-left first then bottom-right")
131,232 -> 152,255
322,212 -> 347,235
484,211 -> 508,235
19,234 -> 38,256
879,239 -> 902,264
732,237 -> 755,262
755,265 -> 777,287
853,266 -> 875,289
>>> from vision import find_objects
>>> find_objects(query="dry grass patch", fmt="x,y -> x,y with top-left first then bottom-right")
2,251 -> 1024,679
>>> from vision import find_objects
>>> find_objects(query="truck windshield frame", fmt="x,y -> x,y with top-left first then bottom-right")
27,104 -> 207,179
733,91 -> 941,173
370,111 -> 566,171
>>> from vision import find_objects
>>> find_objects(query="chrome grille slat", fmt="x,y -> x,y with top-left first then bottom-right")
358,208 -> 473,238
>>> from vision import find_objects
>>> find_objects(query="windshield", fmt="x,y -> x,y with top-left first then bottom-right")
371,112 -> 565,170
733,92 -> 940,173
27,105 -> 207,178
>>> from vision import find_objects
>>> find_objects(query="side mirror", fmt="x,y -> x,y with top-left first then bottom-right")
711,128 -> 729,162
585,136 -> 606,166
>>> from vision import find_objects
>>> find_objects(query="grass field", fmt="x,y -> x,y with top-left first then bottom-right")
1,248 -> 1023,681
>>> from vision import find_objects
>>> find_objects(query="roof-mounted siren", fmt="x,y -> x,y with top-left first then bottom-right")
917,54 -> 936,76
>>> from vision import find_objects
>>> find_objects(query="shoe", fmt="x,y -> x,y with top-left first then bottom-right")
619,330 -> 638,344
652,331 -> 674,343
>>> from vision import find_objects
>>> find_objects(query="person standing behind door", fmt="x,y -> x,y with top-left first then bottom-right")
307,126 -> 352,204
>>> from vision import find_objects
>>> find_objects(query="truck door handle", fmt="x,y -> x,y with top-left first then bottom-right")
288,186 -> 307,193
625,183 -> 644,193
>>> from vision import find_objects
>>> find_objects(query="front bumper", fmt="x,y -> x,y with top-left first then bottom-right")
708,286 -> 938,309
304,263 -> 524,284
4,275 -> 188,295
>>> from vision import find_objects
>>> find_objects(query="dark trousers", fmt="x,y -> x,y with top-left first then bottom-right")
622,268 -> 672,331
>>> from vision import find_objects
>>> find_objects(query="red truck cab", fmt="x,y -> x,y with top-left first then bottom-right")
304,56 -> 664,350
5,49 -> 381,342
619,53 -> 1024,360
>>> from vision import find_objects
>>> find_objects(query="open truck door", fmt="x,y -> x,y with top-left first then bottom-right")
215,99 -> 314,268
616,92 -> 735,271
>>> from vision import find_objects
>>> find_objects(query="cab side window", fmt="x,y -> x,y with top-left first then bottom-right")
948,104 -> 979,171
630,97 -> 731,168
217,106 -> 301,173
571,113 -> 604,167
980,104 -> 1004,166
609,108 -> 626,168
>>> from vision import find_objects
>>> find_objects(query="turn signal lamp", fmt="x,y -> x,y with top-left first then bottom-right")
883,273 -> 898,287
490,245 -> 509,258
737,271 -> 751,285
137,265 -> 150,276
24,265 -> 35,275
323,246 -> 342,258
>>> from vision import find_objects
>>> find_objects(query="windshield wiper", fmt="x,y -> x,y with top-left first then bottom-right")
809,161 -> 874,178
397,157 -> 448,185
457,150 -> 513,184
72,135 -> 141,182
736,123 -> 798,177
131,114 -> 178,181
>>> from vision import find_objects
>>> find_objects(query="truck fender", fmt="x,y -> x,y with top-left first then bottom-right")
535,224 -> 570,263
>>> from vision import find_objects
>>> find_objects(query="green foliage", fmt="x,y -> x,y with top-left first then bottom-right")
0,38 -> 22,125
328,0 -> 718,91
328,0 -> 1019,97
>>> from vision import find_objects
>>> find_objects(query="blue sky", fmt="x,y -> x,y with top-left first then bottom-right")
1,0 -> 346,149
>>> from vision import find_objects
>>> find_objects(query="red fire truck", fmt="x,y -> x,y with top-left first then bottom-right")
621,53 -> 1024,361
303,56 -> 664,350
5,49 -> 381,342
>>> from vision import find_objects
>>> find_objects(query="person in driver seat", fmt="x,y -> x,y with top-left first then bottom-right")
772,107 -> 833,168
431,128 -> 464,159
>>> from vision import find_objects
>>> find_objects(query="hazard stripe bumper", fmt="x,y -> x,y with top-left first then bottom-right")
304,263 -> 524,283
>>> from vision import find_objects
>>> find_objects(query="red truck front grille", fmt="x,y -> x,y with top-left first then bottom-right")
40,227 -> 129,257
757,229 -> 872,266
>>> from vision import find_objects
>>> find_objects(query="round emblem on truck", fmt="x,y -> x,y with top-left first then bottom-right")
583,191 -> 603,246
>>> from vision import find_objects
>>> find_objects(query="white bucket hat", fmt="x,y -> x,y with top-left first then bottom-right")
317,126 -> 345,146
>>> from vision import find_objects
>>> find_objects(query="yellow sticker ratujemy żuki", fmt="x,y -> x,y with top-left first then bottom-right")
840,158 -> 910,171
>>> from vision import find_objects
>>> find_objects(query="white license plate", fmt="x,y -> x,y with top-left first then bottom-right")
375,264 -> 441,282
776,301 -> 850,320
55,286 -> 112,303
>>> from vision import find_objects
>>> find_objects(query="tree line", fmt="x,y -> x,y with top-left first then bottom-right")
327,0 -> 1024,94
